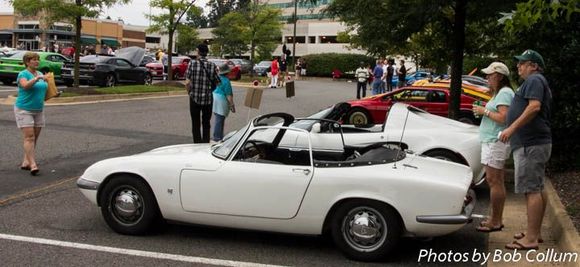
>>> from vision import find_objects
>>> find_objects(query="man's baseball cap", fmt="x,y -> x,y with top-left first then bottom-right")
514,49 -> 545,69
481,62 -> 510,77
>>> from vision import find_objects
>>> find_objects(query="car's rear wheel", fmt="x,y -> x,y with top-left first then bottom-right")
100,175 -> 159,235
143,73 -> 153,85
331,200 -> 401,261
423,150 -> 463,164
347,108 -> 372,125
457,113 -> 476,125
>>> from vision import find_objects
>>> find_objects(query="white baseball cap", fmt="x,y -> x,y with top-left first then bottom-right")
481,62 -> 510,76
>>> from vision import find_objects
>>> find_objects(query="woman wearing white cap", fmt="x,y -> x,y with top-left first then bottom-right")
473,62 -> 515,232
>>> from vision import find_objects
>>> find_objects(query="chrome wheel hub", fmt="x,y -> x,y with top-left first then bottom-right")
343,207 -> 387,252
112,189 -> 143,225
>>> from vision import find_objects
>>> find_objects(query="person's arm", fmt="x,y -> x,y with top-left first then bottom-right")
18,74 -> 44,90
474,105 -> 509,124
499,100 -> 541,142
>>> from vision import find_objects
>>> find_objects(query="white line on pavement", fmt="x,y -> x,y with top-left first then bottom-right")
0,89 -> 16,92
0,233 -> 287,267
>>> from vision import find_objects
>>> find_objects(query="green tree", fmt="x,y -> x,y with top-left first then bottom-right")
206,0 -> 251,27
211,13 -> 249,57
323,0 -> 519,120
176,24 -> 199,55
12,0 -> 130,87
147,0 -> 197,80
185,5 -> 208,28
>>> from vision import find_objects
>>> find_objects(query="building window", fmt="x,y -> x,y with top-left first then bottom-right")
50,25 -> 73,32
319,36 -> 338,43
285,36 -> 305,44
146,37 -> 161,44
308,36 -> 315,43
18,24 -> 39,29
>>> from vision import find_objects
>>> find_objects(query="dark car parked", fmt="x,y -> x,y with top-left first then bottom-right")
230,58 -> 252,74
61,47 -> 152,87
253,60 -> 272,76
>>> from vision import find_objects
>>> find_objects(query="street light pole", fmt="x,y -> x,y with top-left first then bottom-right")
291,0 -> 297,72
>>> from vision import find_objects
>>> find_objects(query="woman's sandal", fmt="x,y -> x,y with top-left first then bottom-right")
514,232 -> 544,243
30,168 -> 39,176
476,223 -> 504,233
20,166 -> 31,171
505,240 -> 539,250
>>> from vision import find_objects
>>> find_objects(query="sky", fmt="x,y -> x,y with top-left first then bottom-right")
0,0 -> 209,27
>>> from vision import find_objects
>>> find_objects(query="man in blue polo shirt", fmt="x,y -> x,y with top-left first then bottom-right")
371,60 -> 384,95
500,49 -> 552,251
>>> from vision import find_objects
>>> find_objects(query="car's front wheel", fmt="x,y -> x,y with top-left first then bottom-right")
331,200 -> 401,261
347,108 -> 372,125
143,73 -> 153,85
103,73 -> 116,87
100,175 -> 160,235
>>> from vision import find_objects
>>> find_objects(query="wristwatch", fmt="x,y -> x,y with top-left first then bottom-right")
484,109 -> 490,117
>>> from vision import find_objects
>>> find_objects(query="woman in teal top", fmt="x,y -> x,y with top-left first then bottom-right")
14,52 -> 48,175
473,62 -> 515,232
212,63 -> 235,142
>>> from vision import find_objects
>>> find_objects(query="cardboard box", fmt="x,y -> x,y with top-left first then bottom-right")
244,87 -> 263,109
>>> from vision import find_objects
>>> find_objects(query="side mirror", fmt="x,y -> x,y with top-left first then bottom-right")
311,123 -> 321,133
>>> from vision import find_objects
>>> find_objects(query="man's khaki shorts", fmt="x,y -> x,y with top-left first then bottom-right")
14,107 -> 45,128
513,144 -> 552,194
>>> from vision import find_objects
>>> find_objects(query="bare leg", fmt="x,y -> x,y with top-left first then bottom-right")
521,191 -> 544,246
486,166 -> 505,227
21,127 -> 38,170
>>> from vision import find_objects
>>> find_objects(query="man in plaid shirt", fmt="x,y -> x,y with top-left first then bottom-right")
185,43 -> 220,143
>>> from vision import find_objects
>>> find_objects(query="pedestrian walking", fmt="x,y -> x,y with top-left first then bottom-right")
212,63 -> 236,142
355,62 -> 369,99
371,60 -> 384,95
185,43 -> 220,143
500,49 -> 552,251
397,60 -> 407,88
295,58 -> 302,80
270,57 -> 279,88
278,58 -> 287,87
472,62 -> 514,233
14,52 -> 48,175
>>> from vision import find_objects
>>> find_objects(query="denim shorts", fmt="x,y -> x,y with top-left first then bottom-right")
513,144 -> 552,194
481,141 -> 510,169
14,107 -> 45,128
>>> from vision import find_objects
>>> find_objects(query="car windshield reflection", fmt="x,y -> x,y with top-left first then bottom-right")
212,124 -> 249,159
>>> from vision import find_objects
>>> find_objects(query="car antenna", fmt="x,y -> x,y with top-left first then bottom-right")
393,107 -> 410,169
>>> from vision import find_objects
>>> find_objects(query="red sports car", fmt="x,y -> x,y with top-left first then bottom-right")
146,56 -> 191,80
346,85 -> 488,125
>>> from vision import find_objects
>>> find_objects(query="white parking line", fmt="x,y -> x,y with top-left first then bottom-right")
0,89 -> 16,92
0,233 -> 286,267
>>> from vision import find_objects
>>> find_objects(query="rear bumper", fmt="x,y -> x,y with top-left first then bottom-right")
0,72 -> 18,80
415,189 -> 476,224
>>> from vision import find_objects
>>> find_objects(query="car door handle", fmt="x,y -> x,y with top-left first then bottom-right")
292,168 -> 311,175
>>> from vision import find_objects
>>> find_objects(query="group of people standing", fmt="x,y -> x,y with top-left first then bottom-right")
473,49 -> 552,251
354,58 -> 407,99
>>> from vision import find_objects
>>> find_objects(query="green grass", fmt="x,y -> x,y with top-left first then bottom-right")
59,92 -> 82,97
94,85 -> 183,94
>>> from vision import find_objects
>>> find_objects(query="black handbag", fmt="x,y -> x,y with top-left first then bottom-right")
199,60 -> 217,90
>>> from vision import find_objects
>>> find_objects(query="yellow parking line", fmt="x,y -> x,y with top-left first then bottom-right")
0,176 -> 78,206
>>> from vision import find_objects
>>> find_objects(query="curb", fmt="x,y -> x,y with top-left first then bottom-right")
545,179 -> 580,265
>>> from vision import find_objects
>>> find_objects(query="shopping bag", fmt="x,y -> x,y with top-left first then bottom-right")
44,72 -> 58,101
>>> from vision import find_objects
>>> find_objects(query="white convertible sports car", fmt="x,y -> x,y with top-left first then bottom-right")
291,103 -> 485,185
78,112 -> 476,261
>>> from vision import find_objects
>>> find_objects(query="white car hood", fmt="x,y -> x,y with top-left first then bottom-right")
143,143 -> 210,156
386,103 -> 478,134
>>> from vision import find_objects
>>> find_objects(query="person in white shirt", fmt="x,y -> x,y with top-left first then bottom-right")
355,62 -> 370,99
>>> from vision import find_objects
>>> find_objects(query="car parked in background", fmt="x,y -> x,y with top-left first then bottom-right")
253,60 -> 272,76
61,47 -> 152,87
230,58 -> 252,74
140,55 -> 156,67
146,56 -> 191,79
0,51 -> 69,85
207,58 -> 241,80
345,83 -> 490,125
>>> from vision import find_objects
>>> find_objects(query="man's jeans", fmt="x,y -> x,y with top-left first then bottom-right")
213,113 -> 225,142
356,82 -> 367,99
189,98 -> 212,143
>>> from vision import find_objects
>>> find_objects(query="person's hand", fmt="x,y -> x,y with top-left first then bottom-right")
499,127 -> 514,143
230,104 -> 236,113
35,75 -> 45,81
472,105 -> 485,116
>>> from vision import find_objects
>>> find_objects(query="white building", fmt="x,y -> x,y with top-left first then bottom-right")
197,0 -> 366,57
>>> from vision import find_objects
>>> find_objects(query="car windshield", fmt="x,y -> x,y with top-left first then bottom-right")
212,124 -> 249,159
171,57 -> 185,64
8,51 -> 26,59
80,55 -> 111,63
257,61 -> 271,66
291,107 -> 333,130
230,59 -> 241,64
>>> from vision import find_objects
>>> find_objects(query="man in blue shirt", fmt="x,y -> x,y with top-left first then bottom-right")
371,60 -> 384,95
500,49 -> 552,251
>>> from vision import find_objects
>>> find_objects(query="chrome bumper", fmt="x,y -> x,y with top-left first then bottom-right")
76,177 -> 100,190
416,189 -> 476,224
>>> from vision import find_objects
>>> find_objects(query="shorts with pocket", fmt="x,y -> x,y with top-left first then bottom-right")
481,141 -> 510,169
513,144 -> 552,194
14,106 -> 45,128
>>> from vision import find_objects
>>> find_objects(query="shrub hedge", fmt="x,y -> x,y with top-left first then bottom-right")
300,53 -> 375,78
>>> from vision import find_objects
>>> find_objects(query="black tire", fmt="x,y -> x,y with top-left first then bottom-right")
457,113 -> 475,125
143,73 -> 153,85
99,175 -> 160,235
347,108 -> 372,125
172,71 -> 179,80
103,73 -> 116,87
423,150 -> 463,164
330,200 -> 401,261
2,79 -> 12,85
236,72 -> 241,80
64,80 -> 73,87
